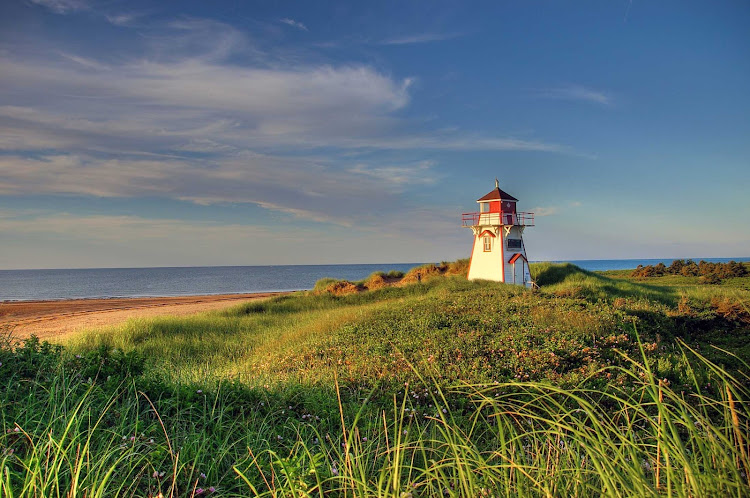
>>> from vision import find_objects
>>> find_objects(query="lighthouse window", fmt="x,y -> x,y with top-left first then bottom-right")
483,236 -> 492,252
507,239 -> 522,249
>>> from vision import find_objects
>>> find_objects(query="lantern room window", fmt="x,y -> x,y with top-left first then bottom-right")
483,236 -> 492,252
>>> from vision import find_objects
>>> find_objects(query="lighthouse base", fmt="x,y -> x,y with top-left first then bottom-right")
466,226 -> 531,287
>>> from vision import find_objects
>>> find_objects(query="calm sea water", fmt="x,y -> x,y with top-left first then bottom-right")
1,258 -> 748,301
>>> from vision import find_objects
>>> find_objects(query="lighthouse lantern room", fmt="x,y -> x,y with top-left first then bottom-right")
461,180 -> 534,286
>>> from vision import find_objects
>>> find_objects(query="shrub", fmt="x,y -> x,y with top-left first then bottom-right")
633,260 -> 748,281
400,263 -> 444,284
313,277 -> 341,292
700,273 -> 722,285
322,280 -> 362,296
445,258 -> 470,276
363,272 -> 388,290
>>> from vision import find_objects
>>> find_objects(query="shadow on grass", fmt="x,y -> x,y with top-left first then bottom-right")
532,262 -> 680,305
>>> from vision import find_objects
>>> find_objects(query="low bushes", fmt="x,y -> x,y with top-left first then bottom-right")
632,259 -> 748,282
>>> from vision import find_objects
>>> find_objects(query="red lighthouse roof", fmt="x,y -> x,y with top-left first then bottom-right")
476,179 -> 518,202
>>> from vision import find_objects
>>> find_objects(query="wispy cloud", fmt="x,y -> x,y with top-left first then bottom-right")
280,18 -> 308,31
537,85 -> 613,106
105,12 -> 146,27
349,160 -> 438,187
0,16 -> 569,227
0,151 -> 434,226
530,206 -> 560,217
528,201 -> 582,217
379,32 -> 463,45
29,0 -> 90,14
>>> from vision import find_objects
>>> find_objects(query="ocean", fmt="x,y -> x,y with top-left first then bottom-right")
1,258 -> 748,302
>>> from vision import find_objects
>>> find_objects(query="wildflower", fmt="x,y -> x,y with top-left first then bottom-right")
200,472 -> 206,479
197,390 -> 203,394
75,355 -> 82,359
149,438 -> 154,444
209,487 -> 216,493
362,437 -> 368,442
195,488 -> 204,495
152,471 -> 159,478
331,466 -> 339,476
442,408 -> 447,414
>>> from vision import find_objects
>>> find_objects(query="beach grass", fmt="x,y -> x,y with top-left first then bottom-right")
2,262 -> 749,496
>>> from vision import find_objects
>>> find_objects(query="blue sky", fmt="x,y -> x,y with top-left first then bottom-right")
0,0 -> 748,269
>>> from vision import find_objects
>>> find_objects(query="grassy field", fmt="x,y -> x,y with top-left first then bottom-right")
1,263 -> 749,496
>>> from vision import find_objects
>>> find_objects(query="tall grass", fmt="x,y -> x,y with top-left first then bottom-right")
3,336 -> 748,496
242,341 -> 750,496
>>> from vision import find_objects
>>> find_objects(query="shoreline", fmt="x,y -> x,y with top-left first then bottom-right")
0,289 -> 305,304
0,292 -> 295,342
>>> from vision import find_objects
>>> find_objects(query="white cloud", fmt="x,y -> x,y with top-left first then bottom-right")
537,85 -> 613,106
0,152 -> 433,226
380,32 -> 463,45
280,18 -> 308,31
349,161 -> 438,187
530,206 -> 560,217
29,0 -> 90,14
105,12 -> 144,27
0,17 -> 569,227
0,213 -> 273,241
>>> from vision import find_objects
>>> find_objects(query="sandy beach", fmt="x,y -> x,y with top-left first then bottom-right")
0,292 -> 292,342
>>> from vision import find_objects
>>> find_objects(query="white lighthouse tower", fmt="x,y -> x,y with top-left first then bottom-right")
462,180 -> 534,286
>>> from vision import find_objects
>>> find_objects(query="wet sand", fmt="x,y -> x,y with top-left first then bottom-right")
0,292 -> 293,342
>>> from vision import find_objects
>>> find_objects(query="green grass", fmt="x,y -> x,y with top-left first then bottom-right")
2,263 -> 750,496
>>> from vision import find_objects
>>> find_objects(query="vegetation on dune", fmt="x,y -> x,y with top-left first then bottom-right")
313,260 -> 470,295
631,259 -> 748,284
1,261 -> 750,496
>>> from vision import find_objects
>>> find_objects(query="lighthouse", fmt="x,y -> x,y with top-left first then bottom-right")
462,180 -> 534,286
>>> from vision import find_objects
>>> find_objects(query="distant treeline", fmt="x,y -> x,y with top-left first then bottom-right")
632,259 -> 748,283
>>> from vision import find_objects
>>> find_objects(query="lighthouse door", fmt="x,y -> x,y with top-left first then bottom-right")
514,260 -> 524,285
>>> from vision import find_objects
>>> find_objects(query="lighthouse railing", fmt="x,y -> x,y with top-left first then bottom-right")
461,211 -> 535,227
